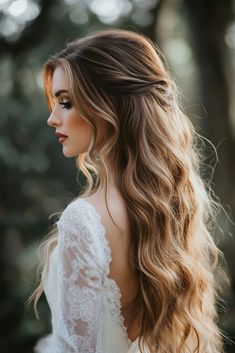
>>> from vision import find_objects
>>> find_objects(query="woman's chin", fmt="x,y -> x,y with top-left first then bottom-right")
62,144 -> 88,158
62,147 -> 77,158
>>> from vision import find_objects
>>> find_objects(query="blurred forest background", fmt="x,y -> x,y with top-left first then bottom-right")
0,0 -> 235,352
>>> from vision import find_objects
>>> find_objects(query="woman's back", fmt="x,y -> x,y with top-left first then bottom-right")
85,186 -> 141,342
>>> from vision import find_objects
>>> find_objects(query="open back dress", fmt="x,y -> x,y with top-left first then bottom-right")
34,198 -> 149,353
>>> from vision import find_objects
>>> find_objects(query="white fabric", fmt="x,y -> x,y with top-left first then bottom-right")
34,198 -> 145,353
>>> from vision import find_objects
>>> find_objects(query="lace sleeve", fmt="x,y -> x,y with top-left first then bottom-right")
55,201 -> 103,353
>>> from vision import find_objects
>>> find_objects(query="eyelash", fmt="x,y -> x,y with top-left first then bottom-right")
59,102 -> 72,110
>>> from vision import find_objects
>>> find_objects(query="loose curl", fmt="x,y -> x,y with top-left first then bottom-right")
28,29 -> 229,353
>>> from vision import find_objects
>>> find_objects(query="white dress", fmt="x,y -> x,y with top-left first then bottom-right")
34,198 -> 148,353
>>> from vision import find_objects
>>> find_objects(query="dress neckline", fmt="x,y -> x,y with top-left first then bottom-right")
77,198 -> 139,346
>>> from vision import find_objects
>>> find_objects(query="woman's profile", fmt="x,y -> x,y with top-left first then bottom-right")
28,28 -> 228,353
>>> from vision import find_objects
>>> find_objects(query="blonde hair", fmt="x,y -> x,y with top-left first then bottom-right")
28,29 -> 229,353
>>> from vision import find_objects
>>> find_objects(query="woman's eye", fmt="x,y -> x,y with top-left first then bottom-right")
59,101 -> 72,110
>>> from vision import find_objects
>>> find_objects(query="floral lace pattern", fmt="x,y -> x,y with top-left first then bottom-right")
55,200 -> 103,353
52,198 -> 134,353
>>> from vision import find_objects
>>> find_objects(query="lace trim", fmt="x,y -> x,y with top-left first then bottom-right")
78,198 -> 134,346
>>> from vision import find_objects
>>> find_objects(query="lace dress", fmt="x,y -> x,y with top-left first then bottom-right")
34,198 -> 149,353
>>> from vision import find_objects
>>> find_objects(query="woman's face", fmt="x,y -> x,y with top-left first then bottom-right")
47,65 -> 94,158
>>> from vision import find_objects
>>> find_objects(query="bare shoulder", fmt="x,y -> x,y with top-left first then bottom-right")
83,187 -> 130,236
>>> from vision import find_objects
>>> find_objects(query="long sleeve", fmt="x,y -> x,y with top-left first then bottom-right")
55,201 -> 104,353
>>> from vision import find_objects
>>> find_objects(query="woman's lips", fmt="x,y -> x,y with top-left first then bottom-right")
55,132 -> 68,144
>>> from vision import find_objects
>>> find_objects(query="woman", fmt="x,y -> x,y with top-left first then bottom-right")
29,29 -> 227,353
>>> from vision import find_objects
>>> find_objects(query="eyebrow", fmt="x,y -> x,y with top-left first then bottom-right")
53,89 -> 69,97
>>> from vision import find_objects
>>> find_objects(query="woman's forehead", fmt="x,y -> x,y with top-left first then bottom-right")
51,65 -> 69,97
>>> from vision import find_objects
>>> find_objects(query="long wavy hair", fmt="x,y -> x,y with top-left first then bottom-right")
28,29 -> 229,353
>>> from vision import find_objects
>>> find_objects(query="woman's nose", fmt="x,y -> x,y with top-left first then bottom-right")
47,111 -> 61,127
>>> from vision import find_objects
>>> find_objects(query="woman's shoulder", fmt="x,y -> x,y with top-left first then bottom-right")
55,197 -> 107,274
57,196 -> 106,238
60,196 -> 96,217
57,197 -> 108,265
81,187 -> 130,236
57,188 -> 130,257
